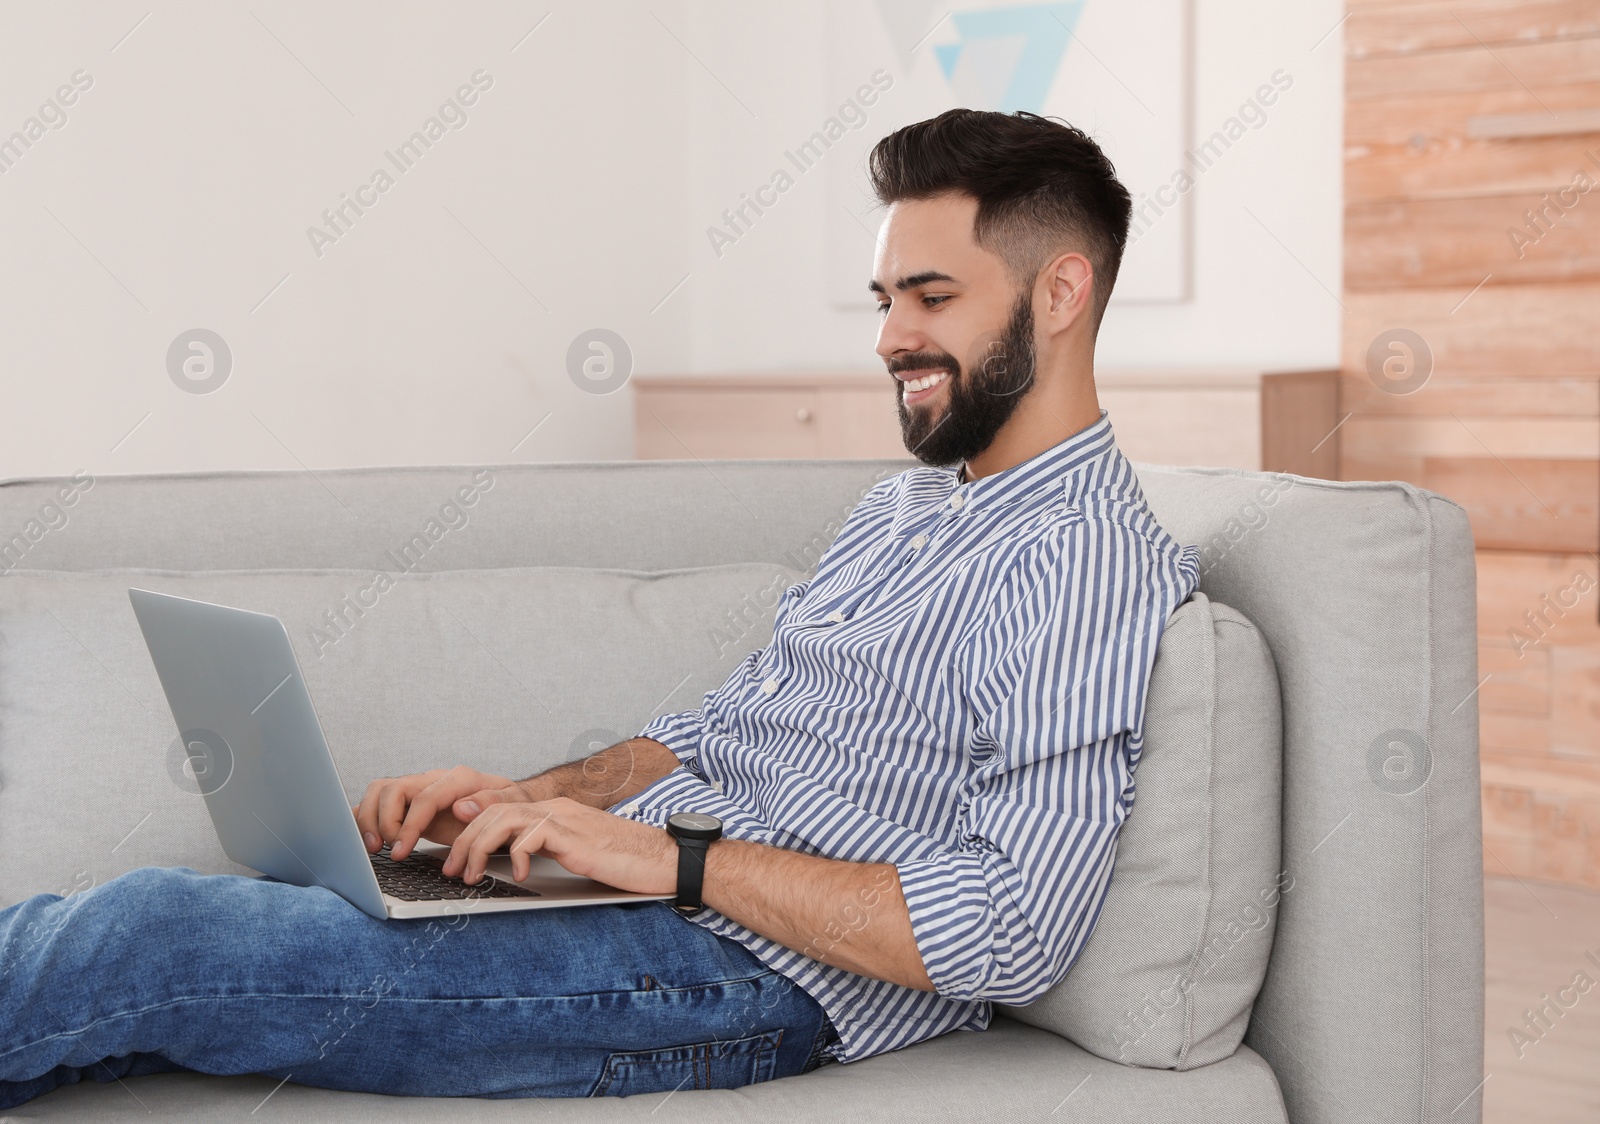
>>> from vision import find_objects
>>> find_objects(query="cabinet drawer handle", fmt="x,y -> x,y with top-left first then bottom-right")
795,407 -> 813,423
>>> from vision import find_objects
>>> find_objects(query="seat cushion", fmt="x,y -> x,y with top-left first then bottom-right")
0,562 -> 800,903
997,592 -> 1284,1070
7,1017 -> 1288,1122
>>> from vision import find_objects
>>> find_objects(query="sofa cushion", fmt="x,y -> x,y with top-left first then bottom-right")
8,1021 -> 1292,1123
2,569 -> 1280,1075
0,563 -> 801,905
998,592 -> 1284,1070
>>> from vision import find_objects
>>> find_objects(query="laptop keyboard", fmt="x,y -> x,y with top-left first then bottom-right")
371,842 -> 541,901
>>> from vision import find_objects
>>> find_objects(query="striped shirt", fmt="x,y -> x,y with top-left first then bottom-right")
612,409 -> 1201,1064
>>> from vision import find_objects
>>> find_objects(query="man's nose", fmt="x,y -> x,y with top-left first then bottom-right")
875,305 -> 924,362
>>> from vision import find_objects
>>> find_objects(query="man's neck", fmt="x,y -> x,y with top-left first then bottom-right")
963,370 -> 1101,482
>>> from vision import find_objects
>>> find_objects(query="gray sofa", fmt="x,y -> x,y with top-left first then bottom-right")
0,457 -> 1484,1122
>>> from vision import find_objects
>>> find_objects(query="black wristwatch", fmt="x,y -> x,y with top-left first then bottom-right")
666,812 -> 722,914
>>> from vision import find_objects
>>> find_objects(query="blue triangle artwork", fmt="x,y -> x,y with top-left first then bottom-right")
927,3 -> 1084,113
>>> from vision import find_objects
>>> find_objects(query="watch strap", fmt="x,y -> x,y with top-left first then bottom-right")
673,837 -> 709,913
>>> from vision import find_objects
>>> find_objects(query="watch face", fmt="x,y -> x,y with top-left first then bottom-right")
669,812 -> 722,837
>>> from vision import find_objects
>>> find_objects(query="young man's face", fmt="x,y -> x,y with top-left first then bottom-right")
870,193 -> 1037,468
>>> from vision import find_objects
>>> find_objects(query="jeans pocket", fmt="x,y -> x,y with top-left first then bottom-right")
590,1029 -> 783,1097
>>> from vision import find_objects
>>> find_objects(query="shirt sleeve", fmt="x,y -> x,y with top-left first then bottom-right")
634,709 -> 710,774
893,518 -> 1193,1004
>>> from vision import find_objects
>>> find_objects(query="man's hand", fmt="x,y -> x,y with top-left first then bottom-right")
354,766 -> 542,860
440,796 -> 676,895
352,758 -> 933,993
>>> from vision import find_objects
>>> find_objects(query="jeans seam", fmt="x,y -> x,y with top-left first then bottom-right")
802,1015 -> 835,1073
0,994 -> 375,1064
0,978 -> 789,1067
636,970 -> 775,997
590,1028 -> 781,1098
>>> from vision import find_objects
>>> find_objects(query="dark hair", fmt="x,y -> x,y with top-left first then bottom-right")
867,109 -> 1132,331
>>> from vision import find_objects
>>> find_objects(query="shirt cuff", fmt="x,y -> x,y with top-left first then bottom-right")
892,853 -> 1000,1001
636,710 -> 705,776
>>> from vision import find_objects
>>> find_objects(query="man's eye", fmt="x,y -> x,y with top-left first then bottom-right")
877,295 -> 949,315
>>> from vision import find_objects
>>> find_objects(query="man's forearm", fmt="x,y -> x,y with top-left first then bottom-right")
517,737 -> 680,810
700,838 -> 936,993
514,738 -> 937,992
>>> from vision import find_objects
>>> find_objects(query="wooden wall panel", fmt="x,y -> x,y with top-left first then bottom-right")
1348,1 -> 1600,59
1347,187 -> 1600,289
1476,550 -> 1600,889
1341,415 -> 1599,460
1481,779 -> 1600,887
1349,37 -> 1600,101
1342,1 -> 1600,892
1342,284 -> 1600,377
1343,76 -> 1600,204
1474,549 -> 1600,643
1337,373 -> 1600,417
1552,643 -> 1600,759
1479,640 -> 1552,714
1348,127 -> 1600,205
1421,456 -> 1599,550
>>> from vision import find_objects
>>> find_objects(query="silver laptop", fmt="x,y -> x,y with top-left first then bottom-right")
129,587 -> 673,920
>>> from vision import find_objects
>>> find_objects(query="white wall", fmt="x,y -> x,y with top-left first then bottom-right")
682,0 -> 1346,374
0,0 -> 689,478
0,0 -> 1343,480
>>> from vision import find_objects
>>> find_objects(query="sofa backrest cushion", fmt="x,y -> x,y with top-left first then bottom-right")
997,591 -> 1283,1069
3,561 -> 1281,1076
0,563 -> 800,902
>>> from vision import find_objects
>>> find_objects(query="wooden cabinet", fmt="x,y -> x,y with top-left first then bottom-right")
633,374 -> 906,461
634,368 -> 1342,476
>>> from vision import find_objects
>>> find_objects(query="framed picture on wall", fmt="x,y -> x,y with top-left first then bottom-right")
824,0 -> 1193,307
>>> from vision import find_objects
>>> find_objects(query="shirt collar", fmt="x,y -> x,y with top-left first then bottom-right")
946,408 -> 1118,513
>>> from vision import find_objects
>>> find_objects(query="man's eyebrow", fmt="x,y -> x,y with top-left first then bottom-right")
866,270 -> 960,295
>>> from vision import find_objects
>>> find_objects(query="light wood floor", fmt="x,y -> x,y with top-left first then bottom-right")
1484,874 -> 1600,1122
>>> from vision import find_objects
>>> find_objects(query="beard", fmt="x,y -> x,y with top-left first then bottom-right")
891,290 -> 1038,469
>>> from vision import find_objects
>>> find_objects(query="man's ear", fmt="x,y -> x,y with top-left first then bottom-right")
1040,251 -> 1094,330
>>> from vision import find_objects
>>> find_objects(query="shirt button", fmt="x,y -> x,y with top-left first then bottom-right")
620,801 -> 641,815
760,677 -> 780,695
910,534 -> 928,549
949,493 -> 966,510
826,610 -> 846,624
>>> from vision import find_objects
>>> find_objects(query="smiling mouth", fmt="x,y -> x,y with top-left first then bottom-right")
898,369 -> 950,394
896,368 -> 952,410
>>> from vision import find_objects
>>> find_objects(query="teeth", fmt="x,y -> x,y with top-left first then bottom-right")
904,370 -> 949,393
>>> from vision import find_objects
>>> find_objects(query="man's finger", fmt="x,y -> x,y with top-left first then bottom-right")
443,806 -> 497,881
375,782 -> 418,848
393,781 -> 454,860
355,778 -> 393,849
453,785 -> 521,820
508,822 -> 549,882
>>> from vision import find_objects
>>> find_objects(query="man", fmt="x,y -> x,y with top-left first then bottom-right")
0,108 -> 1198,1106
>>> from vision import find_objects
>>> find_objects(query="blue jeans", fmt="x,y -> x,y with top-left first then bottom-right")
0,866 -> 839,1109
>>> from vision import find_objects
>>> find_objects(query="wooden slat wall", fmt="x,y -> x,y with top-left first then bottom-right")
1344,0 -> 1600,890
